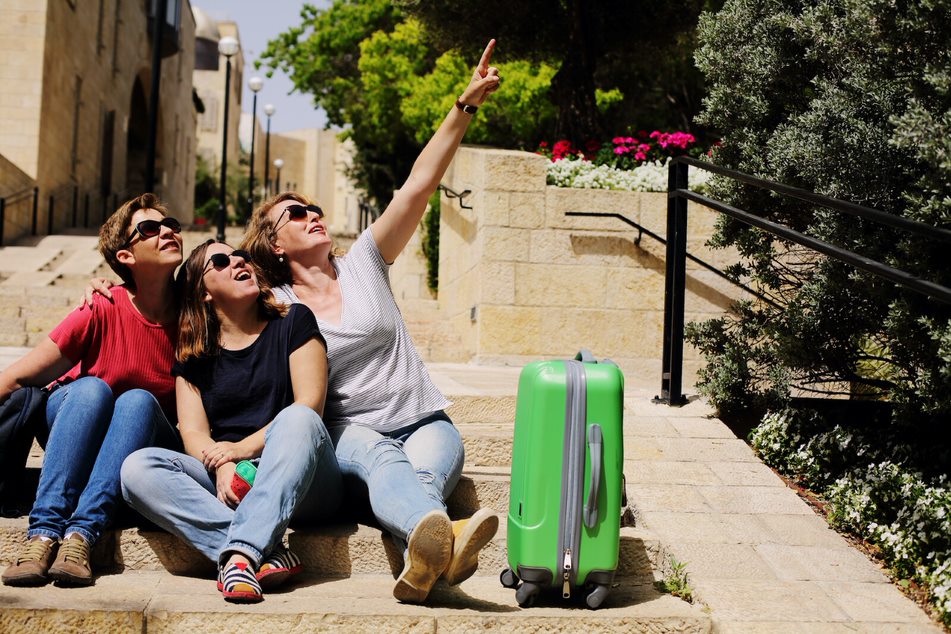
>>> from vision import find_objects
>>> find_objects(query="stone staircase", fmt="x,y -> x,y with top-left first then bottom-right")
0,391 -> 709,632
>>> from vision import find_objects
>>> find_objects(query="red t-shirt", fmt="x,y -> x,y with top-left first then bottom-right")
49,286 -> 178,418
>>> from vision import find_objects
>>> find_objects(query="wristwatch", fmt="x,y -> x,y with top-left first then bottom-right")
455,100 -> 478,115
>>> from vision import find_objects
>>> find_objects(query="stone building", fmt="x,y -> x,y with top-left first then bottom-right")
0,0 -> 198,242
264,128 -> 361,236
192,7 -> 241,185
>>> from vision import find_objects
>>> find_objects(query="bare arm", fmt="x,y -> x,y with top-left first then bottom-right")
371,39 -> 500,263
176,376 -> 242,508
0,338 -> 76,404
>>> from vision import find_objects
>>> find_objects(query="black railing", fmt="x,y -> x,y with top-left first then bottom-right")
655,156 -> 951,407
0,185 -> 123,247
438,184 -> 473,210
357,197 -> 381,232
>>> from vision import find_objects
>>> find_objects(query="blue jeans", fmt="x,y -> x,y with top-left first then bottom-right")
29,376 -> 177,545
331,411 -> 464,545
120,404 -> 341,567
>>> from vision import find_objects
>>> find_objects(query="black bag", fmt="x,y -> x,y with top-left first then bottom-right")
0,387 -> 49,512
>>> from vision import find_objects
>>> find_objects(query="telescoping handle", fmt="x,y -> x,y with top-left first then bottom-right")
583,424 -> 603,529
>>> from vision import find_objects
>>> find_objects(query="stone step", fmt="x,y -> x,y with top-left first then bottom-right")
0,570 -> 709,632
0,517 -> 653,581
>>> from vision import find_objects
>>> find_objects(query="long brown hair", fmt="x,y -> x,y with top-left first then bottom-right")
240,191 -> 334,288
176,239 -> 288,363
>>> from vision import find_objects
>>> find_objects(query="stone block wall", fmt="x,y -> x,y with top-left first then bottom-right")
437,147 -> 748,384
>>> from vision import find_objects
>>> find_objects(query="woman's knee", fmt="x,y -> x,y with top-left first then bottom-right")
65,376 -> 114,405
267,404 -> 327,446
119,448 -> 165,502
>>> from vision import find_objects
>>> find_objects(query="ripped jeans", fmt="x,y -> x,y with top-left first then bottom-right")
330,411 -> 464,546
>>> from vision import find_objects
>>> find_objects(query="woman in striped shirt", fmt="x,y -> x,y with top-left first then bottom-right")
240,40 -> 502,603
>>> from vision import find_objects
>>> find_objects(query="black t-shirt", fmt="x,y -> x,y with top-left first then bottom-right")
172,304 -> 324,442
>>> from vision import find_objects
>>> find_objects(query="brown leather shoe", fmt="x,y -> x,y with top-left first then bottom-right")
1,536 -> 58,586
48,533 -> 93,586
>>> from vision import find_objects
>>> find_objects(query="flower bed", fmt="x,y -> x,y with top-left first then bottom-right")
750,408 -> 951,625
538,131 -> 714,193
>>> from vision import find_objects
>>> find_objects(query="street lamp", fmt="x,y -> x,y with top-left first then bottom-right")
216,35 -> 239,242
263,103 -> 275,197
246,76 -> 263,222
274,158 -> 284,195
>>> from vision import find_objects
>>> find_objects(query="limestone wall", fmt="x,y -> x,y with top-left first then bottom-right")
438,147 -> 748,384
0,0 -> 198,242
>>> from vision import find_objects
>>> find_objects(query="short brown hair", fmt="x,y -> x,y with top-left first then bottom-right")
176,239 -> 288,363
99,193 -> 169,288
240,191 -> 334,288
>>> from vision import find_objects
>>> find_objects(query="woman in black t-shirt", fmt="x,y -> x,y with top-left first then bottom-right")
120,240 -> 341,603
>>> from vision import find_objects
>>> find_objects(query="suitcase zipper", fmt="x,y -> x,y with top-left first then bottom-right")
557,360 -> 587,599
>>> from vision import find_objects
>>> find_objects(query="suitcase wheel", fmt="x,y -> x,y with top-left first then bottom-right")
500,568 -> 519,589
585,584 -> 610,609
515,581 -> 541,607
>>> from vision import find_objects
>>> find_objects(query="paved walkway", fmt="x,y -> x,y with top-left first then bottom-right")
0,351 -> 941,630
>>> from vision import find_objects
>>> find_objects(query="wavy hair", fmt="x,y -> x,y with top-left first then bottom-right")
240,191 -> 334,289
176,239 -> 288,363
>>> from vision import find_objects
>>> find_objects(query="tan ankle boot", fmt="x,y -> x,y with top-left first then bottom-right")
443,508 -> 499,586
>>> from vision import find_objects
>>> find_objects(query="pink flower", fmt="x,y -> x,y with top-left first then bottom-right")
624,136 -> 636,144
612,136 -> 625,144
634,151 -> 647,161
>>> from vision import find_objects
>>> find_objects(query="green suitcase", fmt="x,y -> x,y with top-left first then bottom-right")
500,350 -> 625,608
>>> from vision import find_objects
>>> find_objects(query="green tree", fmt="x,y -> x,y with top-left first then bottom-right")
258,0 -> 418,204
687,0 -> 951,428
401,0 -> 723,142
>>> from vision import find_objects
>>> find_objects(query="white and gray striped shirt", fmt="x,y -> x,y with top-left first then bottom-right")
272,229 -> 451,432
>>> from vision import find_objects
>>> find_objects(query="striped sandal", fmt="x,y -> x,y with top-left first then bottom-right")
256,545 -> 303,590
217,561 -> 263,603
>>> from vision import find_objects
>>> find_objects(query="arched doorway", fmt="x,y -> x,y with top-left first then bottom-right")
125,77 -> 162,196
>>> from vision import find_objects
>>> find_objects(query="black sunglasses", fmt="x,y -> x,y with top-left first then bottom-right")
123,217 -> 181,248
202,249 -> 252,276
274,204 -> 324,233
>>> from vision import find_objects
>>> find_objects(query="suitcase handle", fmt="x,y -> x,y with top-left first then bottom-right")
575,349 -> 596,364
584,424 -> 603,529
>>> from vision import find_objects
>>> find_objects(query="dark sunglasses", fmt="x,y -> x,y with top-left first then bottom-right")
123,217 -> 181,248
202,249 -> 252,275
274,204 -> 324,233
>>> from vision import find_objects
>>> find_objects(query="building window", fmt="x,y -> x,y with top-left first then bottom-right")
112,0 -> 121,75
195,38 -> 219,71
96,0 -> 105,54
70,76 -> 82,177
100,110 -> 115,195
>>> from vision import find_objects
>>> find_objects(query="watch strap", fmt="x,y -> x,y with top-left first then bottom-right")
455,100 -> 478,115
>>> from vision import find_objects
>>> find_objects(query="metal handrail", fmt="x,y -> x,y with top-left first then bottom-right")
656,158 -> 951,407
438,184 -> 473,210
673,156 -> 951,244
565,211 -> 779,309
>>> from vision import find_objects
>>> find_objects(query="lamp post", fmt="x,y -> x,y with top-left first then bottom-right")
145,0 -> 168,192
274,158 -> 284,195
263,103 -> 275,197
246,76 -> 263,222
216,35 -> 239,242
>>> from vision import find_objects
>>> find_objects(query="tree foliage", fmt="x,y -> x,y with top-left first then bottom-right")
259,0 -> 720,204
688,0 -> 951,431
402,0 -> 722,141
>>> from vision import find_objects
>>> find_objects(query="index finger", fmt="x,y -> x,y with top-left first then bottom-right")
476,39 -> 496,76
